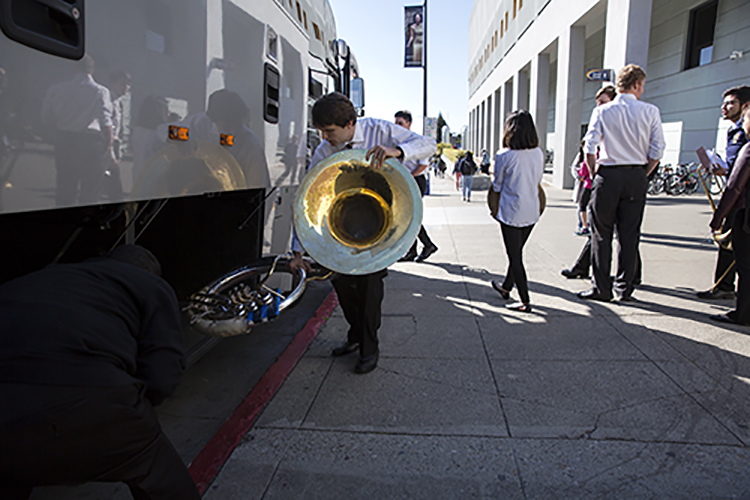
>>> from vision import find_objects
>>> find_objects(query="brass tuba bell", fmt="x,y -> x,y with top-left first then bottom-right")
293,149 -> 423,275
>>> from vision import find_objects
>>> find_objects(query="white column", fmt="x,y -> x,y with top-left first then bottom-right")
486,94 -> 493,154
480,101 -> 486,152
503,79 -> 513,119
513,70 -> 529,111
530,53 -> 550,156
493,87 -> 502,153
604,0 -> 653,72
553,26 -> 585,188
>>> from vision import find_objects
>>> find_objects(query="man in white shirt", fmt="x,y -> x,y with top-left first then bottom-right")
290,93 -> 435,374
394,110 -> 438,262
578,64 -> 665,302
41,55 -> 113,206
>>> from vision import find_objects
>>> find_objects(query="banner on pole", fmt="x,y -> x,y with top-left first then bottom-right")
424,116 -> 438,140
404,5 -> 424,68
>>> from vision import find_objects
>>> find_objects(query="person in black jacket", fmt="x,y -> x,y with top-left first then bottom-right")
0,245 -> 200,499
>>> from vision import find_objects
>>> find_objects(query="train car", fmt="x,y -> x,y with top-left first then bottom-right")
0,0 -> 362,353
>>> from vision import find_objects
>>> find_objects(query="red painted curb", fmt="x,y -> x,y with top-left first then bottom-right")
188,290 -> 339,494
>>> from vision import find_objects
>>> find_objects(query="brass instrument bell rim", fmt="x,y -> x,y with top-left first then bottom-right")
293,149 -> 423,275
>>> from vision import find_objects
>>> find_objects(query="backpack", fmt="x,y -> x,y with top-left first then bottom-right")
460,158 -> 475,176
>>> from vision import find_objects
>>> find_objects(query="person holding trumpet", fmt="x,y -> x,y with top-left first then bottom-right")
709,105 -> 750,326
697,86 -> 750,300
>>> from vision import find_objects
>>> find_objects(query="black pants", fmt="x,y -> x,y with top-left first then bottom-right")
500,222 -> 535,304
732,209 -> 750,325
0,384 -> 200,500
408,174 -> 435,254
570,237 -> 642,283
53,131 -> 106,206
332,269 -> 387,357
589,167 -> 647,299
713,208 -> 737,292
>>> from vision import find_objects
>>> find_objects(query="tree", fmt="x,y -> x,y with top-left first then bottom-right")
436,113 -> 447,143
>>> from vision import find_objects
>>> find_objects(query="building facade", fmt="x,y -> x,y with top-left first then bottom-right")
467,0 -> 750,188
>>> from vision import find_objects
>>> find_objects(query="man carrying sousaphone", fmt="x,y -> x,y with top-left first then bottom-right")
290,92 -> 435,374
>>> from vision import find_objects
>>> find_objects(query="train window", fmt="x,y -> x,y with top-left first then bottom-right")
264,63 -> 280,124
267,25 -> 278,61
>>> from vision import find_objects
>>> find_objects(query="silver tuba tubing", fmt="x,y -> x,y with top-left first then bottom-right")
185,255 -> 308,337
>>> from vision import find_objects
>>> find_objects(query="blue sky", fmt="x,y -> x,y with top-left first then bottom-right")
328,0 -> 473,133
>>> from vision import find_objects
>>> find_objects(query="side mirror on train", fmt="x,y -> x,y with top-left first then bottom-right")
350,77 -> 365,113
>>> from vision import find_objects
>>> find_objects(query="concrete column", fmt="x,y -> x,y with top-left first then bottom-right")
503,80 -> 513,119
493,87 -> 502,153
530,53 -> 550,156
604,0 -> 654,71
553,25 -> 585,188
486,96 -> 493,151
482,101 -> 487,152
513,70 -> 529,111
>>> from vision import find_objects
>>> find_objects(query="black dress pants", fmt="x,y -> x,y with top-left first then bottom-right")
408,174 -> 435,254
332,269 -> 387,357
589,167 -> 647,299
732,209 -> 750,325
571,237 -> 642,283
500,222 -> 535,304
713,208 -> 737,292
0,384 -> 200,500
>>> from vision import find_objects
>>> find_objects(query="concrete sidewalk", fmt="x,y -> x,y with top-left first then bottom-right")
206,174 -> 750,499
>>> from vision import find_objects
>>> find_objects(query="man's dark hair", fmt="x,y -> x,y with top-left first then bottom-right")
502,110 -> 539,150
395,110 -> 412,124
596,85 -> 617,101
207,89 -> 249,128
723,86 -> 750,107
312,92 -> 357,128
108,245 -> 162,276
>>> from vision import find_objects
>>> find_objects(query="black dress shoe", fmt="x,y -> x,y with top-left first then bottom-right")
697,289 -> 735,300
561,268 -> 589,279
577,289 -> 612,302
415,244 -> 438,262
354,352 -> 379,374
399,249 -> 418,262
332,342 -> 359,357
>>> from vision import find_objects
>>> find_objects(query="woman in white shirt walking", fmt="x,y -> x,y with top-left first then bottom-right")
490,110 -> 545,312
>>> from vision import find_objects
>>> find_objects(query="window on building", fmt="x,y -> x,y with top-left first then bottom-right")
685,0 -> 718,70
513,0 -> 517,18
296,2 -> 302,22
313,22 -> 321,41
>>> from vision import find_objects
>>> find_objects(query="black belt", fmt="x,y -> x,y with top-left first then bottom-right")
599,164 -> 647,169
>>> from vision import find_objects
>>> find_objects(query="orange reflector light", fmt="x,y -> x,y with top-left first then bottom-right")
169,125 -> 189,141
220,133 -> 235,146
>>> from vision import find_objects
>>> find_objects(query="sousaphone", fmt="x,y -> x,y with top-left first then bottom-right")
294,149 -> 423,275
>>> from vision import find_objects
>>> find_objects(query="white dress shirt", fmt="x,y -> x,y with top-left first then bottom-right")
293,117 -> 436,252
492,147 -> 545,227
583,93 -> 665,165
41,73 -> 113,133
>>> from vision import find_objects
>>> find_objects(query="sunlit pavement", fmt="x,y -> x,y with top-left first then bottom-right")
204,172 -> 750,498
